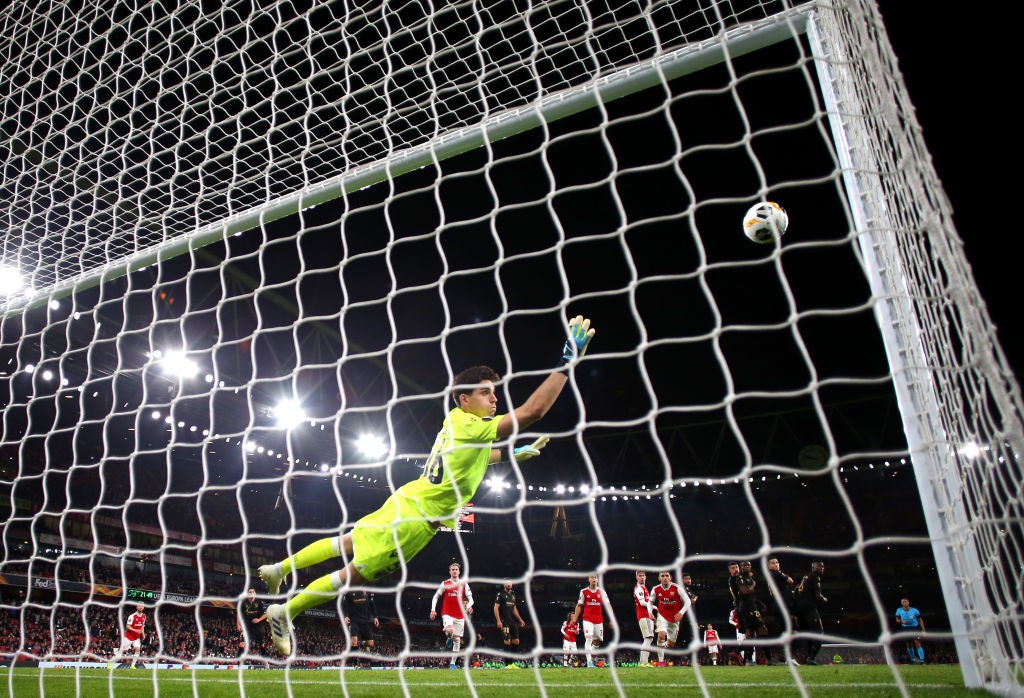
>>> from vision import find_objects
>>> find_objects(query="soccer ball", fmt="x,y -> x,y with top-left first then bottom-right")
742,201 -> 788,244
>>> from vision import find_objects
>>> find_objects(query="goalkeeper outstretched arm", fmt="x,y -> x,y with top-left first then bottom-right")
495,315 -> 595,443
488,435 -> 551,464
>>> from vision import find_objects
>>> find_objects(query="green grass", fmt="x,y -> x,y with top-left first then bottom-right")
0,664 -> 991,697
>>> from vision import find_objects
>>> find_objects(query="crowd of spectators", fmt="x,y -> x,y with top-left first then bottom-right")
1,599 -> 957,670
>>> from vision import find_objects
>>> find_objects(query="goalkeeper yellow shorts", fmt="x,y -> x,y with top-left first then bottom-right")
351,491 -> 438,582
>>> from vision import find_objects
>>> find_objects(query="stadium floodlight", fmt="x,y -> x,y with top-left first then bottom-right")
273,399 -> 307,429
0,266 -> 25,295
554,484 -> 566,494
158,350 -> 199,379
354,433 -> 387,458
579,484 -> 590,494
960,441 -> 981,460
41,369 -> 53,381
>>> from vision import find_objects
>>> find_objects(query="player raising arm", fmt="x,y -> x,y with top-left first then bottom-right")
257,316 -> 595,656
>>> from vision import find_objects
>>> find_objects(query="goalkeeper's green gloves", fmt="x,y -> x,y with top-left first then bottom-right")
556,315 -> 595,368
514,435 -> 550,462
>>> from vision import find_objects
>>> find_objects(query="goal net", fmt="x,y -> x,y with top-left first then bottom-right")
2,0 -> 1021,695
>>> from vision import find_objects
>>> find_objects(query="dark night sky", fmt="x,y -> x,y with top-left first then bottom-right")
876,2 -> 1017,381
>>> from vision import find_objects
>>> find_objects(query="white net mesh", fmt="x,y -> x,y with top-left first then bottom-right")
1,0 -> 1021,695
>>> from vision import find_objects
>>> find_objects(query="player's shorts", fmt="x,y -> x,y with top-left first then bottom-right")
637,616 -> 655,639
740,606 -> 766,634
442,615 -> 466,638
708,645 -> 719,655
901,626 -> 923,642
501,621 -> 520,642
241,622 -> 263,642
562,639 -> 577,652
349,620 -> 375,642
351,490 -> 438,582
582,620 -> 604,642
655,616 -> 680,642
120,637 -> 141,651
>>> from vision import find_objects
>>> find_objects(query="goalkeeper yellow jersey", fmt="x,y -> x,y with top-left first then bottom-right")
402,407 -> 504,525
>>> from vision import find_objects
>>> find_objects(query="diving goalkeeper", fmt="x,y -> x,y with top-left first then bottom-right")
259,316 -> 596,655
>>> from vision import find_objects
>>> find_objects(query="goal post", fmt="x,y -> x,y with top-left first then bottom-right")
807,7 -> 1021,691
1,1 -> 1021,695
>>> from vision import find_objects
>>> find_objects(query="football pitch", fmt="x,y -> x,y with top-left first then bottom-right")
0,665 -> 989,697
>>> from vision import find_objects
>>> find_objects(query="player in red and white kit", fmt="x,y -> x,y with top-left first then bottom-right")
571,574 -> 612,668
634,570 -> 655,666
560,612 -> 579,667
115,603 -> 147,668
647,570 -> 691,666
704,623 -> 722,665
429,562 -> 474,669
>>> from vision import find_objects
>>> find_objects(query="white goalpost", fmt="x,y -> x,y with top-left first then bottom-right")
1,0 -> 1021,696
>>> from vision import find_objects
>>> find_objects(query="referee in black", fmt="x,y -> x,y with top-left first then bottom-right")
237,587 -> 267,654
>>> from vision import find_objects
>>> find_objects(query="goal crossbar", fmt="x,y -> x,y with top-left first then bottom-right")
2,8 -> 811,317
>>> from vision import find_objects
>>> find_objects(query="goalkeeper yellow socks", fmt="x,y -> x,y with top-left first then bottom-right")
280,536 -> 338,577
285,571 -> 342,619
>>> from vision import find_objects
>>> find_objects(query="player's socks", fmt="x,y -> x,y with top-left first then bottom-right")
639,636 -> 652,664
259,537 -> 341,593
658,642 -> 666,663
451,636 -> 461,664
280,537 -> 339,578
585,651 -> 593,665
286,570 -> 343,617
907,648 -> 915,663
917,647 -> 925,663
